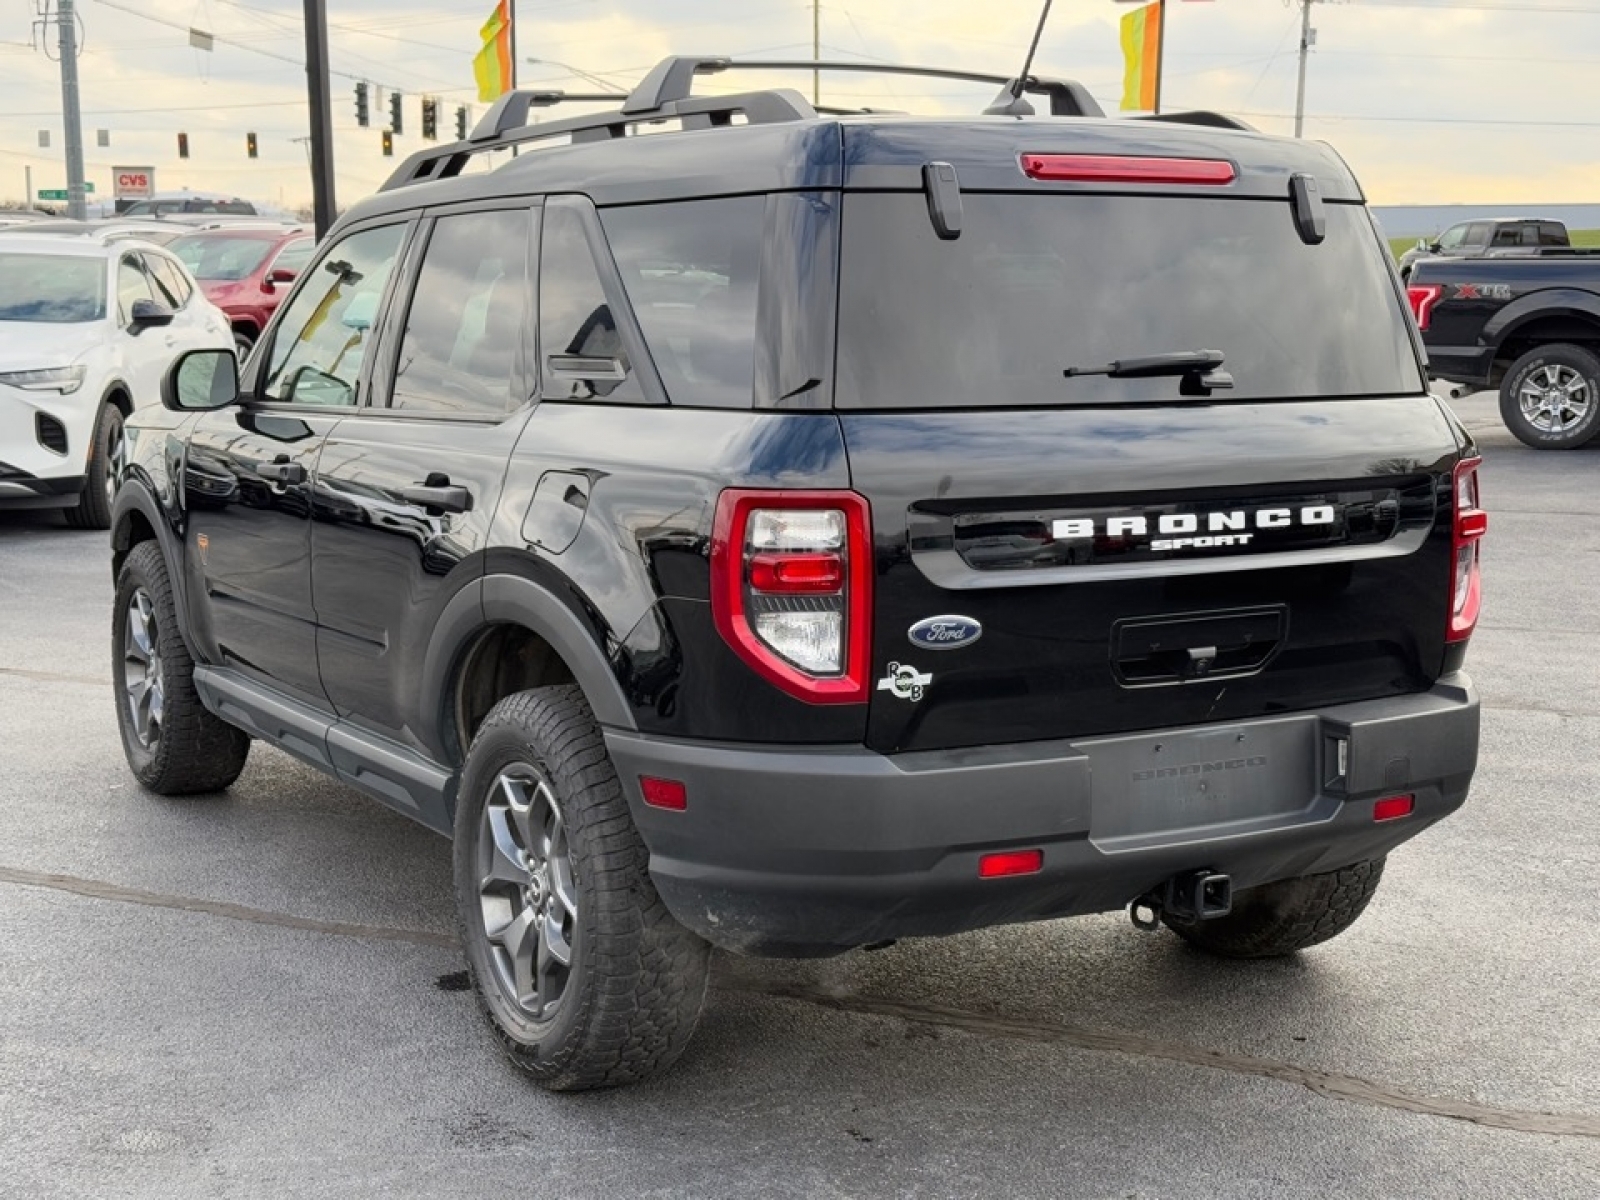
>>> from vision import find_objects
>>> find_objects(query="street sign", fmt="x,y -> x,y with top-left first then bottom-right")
37,184 -> 96,200
113,167 -> 155,200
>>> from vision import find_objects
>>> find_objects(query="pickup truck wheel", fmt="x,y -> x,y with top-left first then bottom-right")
454,685 -> 710,1091
1499,343 -> 1600,449
63,403 -> 122,531
112,541 -> 251,794
1162,858 -> 1385,958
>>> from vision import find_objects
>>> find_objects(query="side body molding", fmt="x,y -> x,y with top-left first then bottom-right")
480,573 -> 638,731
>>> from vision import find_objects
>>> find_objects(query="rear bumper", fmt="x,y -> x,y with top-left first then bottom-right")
1425,344 -> 1495,389
606,677 -> 1479,955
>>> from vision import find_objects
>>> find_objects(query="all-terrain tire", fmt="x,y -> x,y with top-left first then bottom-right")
64,402 -> 122,531
1498,342 -> 1600,450
454,685 -> 710,1092
1163,859 -> 1386,959
113,541 -> 251,794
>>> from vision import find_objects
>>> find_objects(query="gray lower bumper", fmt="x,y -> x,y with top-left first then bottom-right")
606,677 -> 1478,955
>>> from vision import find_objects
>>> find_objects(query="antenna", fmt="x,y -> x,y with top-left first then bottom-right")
984,0 -> 1055,117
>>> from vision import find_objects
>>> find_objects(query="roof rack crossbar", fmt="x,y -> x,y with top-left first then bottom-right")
1136,110 -> 1256,132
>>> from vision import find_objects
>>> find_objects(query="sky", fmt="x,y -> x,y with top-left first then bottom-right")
2,0 -> 1598,212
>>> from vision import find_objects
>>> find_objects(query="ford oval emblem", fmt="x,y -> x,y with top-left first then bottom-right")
907,615 -> 983,651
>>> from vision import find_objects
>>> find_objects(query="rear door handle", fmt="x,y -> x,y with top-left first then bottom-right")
402,479 -> 472,514
258,456 -> 305,485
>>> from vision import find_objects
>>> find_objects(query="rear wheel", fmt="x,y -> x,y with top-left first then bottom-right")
1498,343 -> 1600,449
1163,859 -> 1385,958
113,541 -> 251,794
233,330 -> 256,359
454,685 -> 710,1091
63,403 -> 122,531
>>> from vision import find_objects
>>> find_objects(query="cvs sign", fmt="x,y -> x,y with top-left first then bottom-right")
113,167 -> 155,199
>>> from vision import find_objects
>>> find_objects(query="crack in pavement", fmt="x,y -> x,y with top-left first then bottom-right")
0,666 -> 109,686
4,863 -> 1596,1141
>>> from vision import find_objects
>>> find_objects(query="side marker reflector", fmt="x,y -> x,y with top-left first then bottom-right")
978,849 -> 1044,879
1373,794 -> 1415,822
640,776 -> 688,811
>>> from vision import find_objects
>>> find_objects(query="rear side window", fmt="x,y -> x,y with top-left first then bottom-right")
834,194 -> 1424,409
538,206 -> 642,402
391,208 -> 531,416
1492,226 -> 1522,247
1539,223 -> 1567,247
601,197 -> 764,409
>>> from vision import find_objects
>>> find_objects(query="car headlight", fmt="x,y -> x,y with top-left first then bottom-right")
0,365 -> 87,394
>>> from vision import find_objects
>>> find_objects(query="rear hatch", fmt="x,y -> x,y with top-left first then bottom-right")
832,126 -> 1463,755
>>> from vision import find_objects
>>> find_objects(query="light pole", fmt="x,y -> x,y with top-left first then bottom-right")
302,0 -> 336,237
525,58 -> 623,95
1293,0 -> 1316,138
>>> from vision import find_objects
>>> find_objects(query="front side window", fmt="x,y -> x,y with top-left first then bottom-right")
271,238 -> 316,276
1540,224 -> 1567,247
600,196 -> 763,409
1463,222 -> 1492,247
140,253 -> 184,308
1436,224 -> 1467,251
117,257 -> 153,322
391,209 -> 531,415
262,223 -> 406,407
539,205 -> 641,402
146,253 -> 193,306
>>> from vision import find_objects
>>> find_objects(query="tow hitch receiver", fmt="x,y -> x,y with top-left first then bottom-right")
1129,870 -> 1233,931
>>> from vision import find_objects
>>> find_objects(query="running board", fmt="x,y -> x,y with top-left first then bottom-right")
193,666 -> 456,835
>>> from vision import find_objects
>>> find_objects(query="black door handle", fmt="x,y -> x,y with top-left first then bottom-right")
401,479 -> 472,514
258,456 -> 305,485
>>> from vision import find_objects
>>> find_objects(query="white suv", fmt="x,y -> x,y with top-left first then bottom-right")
0,236 -> 232,528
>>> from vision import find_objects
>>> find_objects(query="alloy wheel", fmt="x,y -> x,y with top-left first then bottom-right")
1518,364 -> 1593,434
122,587 -> 164,749
104,416 -> 125,507
477,765 -> 578,1021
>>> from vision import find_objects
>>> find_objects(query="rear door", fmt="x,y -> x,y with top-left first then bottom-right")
831,186 -> 1461,756
310,203 -> 535,757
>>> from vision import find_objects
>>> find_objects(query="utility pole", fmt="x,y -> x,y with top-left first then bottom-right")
1294,0 -> 1315,138
55,0 -> 87,220
302,0 -> 337,237
1153,0 -> 1166,116
812,0 -> 820,106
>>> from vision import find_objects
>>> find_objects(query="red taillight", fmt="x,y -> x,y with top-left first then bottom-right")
1406,284 -> 1444,331
710,489 -> 873,704
1020,153 -> 1236,185
1448,458 -> 1486,644
640,776 -> 688,811
1373,794 -> 1415,822
978,849 -> 1044,879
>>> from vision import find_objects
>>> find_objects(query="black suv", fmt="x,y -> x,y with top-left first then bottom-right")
110,57 -> 1484,1091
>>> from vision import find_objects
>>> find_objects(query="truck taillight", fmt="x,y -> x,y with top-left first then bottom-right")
710,489 -> 873,704
1448,458 -> 1486,644
1406,284 -> 1443,331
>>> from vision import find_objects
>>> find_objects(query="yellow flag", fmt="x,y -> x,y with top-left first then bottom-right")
1120,2 -> 1161,112
473,0 -> 513,103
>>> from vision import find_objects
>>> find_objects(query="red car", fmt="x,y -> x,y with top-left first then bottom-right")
167,226 -> 315,355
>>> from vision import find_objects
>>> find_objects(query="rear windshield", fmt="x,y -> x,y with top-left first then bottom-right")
835,194 -> 1423,408
170,235 -> 275,281
0,254 -> 105,323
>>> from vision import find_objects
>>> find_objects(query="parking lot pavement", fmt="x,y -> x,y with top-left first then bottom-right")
2,390 -> 1597,1198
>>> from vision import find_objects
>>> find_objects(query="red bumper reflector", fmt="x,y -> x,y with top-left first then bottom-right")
1020,153 -> 1236,185
640,776 -> 688,811
978,849 -> 1044,879
1373,794 -> 1415,822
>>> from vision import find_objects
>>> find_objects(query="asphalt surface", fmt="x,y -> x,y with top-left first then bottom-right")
1,390 -> 1597,1199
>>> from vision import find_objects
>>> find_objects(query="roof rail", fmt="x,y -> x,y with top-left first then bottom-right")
381,54 -> 1105,192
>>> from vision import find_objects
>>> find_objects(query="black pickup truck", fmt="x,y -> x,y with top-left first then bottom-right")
1396,217 -> 1569,282
1409,252 -> 1600,447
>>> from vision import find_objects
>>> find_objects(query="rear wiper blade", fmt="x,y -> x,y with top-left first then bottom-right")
1063,349 -> 1233,396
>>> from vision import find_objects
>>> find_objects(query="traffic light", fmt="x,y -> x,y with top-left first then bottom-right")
388,91 -> 403,135
355,81 -> 370,127
421,97 -> 438,141
177,131 -> 189,159
381,129 -> 393,157
246,131 -> 258,158
455,106 -> 469,139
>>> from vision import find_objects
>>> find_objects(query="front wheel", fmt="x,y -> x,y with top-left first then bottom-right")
1498,343 -> 1600,449
454,685 -> 710,1091
1162,859 -> 1386,958
63,403 -> 123,531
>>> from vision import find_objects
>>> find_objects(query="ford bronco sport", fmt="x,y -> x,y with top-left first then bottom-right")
110,56 -> 1484,1091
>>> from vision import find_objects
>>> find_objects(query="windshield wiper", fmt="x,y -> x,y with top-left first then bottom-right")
1063,349 -> 1233,396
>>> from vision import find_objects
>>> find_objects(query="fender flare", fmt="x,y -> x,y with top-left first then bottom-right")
110,480 -> 201,660
419,574 -> 638,740
1484,289 -> 1600,354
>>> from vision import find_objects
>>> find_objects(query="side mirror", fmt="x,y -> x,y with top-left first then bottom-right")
162,348 -> 240,412
129,298 -> 175,334
1415,238 -> 1429,251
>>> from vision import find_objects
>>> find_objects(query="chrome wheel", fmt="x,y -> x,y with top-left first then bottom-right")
477,766 -> 577,1021
1517,364 -> 1592,435
121,587 -> 164,749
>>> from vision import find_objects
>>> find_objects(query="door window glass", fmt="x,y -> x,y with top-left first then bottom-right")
146,253 -> 193,305
117,257 -> 153,322
1492,226 -> 1521,247
262,223 -> 406,407
1539,224 -> 1567,247
1436,225 -> 1467,250
539,206 -> 641,402
271,238 -> 315,276
141,253 -> 183,308
1463,222 -> 1491,247
391,209 -> 530,415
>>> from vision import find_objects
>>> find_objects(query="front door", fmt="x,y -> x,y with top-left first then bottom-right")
183,220 -> 411,706
311,205 -> 535,758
